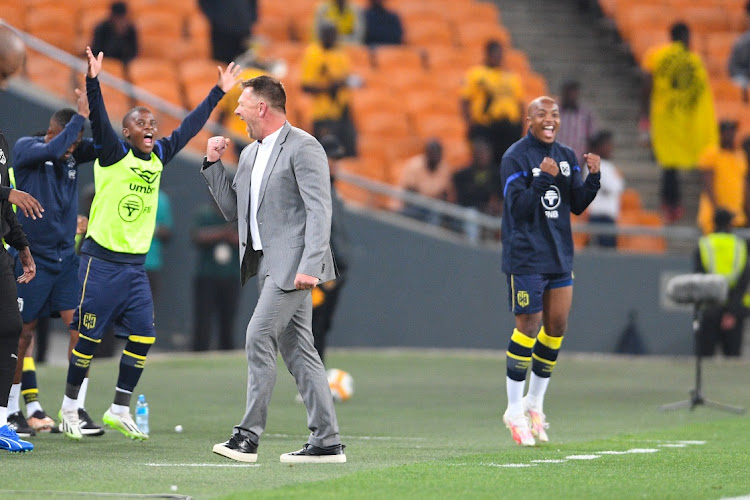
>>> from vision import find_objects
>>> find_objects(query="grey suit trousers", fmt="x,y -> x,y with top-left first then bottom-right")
235,258 -> 340,448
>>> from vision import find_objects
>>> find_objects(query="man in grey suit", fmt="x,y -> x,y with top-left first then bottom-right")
201,75 -> 345,463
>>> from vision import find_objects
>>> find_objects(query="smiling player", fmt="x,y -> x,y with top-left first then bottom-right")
499,96 -> 601,446
56,47 -> 240,441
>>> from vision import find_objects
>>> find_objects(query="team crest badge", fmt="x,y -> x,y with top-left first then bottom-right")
560,161 -> 570,177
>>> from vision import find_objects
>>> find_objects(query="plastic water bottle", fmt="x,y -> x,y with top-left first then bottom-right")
135,394 -> 149,434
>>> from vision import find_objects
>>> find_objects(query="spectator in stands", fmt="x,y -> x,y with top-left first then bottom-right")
461,40 -> 524,165
694,208 -> 750,357
91,2 -> 138,66
363,0 -> 403,47
301,22 -> 357,157
394,138 -> 454,226
640,22 -> 717,224
697,120 -> 748,235
729,1 -> 750,102
191,197 -> 240,352
199,0 -> 258,64
556,80 -> 598,164
452,137 -> 502,242
313,0 -> 365,45
585,130 -> 624,248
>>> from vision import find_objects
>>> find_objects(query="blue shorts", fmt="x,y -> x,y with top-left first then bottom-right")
507,272 -> 574,315
14,253 -> 80,323
71,255 -> 155,340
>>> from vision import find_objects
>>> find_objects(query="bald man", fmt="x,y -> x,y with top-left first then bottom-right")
499,96 -> 600,446
0,25 -> 25,88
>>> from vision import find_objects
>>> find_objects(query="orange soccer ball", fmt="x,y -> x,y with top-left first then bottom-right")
0,25 -> 26,86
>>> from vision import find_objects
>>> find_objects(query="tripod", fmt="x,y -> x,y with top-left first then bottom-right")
660,303 -> 745,414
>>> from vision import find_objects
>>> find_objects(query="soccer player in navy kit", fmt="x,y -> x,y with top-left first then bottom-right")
500,96 -> 600,446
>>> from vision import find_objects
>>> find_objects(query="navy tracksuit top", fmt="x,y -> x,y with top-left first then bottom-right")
500,131 -> 600,275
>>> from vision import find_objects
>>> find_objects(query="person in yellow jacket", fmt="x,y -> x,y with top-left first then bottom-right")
640,22 -> 718,224
694,208 -> 750,357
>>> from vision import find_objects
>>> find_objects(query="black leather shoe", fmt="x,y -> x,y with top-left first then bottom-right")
280,443 -> 346,463
212,433 -> 258,463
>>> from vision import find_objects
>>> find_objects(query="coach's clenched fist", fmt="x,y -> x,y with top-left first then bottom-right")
206,136 -> 230,162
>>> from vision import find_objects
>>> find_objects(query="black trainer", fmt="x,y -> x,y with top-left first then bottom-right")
280,443 -> 346,463
212,433 -> 258,463
7,411 -> 35,437
78,408 -> 105,436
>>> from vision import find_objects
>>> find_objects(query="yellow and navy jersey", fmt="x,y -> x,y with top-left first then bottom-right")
500,132 -> 600,274
461,65 -> 524,125
300,43 -> 351,121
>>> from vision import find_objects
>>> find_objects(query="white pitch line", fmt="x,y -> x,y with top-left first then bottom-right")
659,443 -> 687,448
144,463 -> 260,468
626,449 -> 660,454
531,459 -> 567,463
264,433 -> 427,441
566,455 -> 601,460
481,462 -> 536,468
596,451 -> 629,455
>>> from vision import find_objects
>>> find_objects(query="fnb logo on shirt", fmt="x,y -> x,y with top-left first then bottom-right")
541,186 -> 561,219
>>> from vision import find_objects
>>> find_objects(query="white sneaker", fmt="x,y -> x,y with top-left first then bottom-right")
523,397 -> 549,443
503,410 -> 535,446
102,409 -> 148,441
58,408 -> 83,441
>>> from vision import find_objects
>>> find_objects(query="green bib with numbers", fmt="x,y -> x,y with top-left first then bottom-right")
86,150 -> 163,254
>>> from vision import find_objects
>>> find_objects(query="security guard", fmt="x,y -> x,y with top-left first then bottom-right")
694,208 -> 750,357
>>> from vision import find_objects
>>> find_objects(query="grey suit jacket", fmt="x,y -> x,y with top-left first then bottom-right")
201,121 -> 337,290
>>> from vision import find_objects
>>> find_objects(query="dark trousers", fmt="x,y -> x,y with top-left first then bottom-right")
192,275 -> 240,351
210,29 -> 248,64
469,120 -> 523,164
313,117 -> 358,158
312,284 -> 343,364
0,250 -> 22,406
660,168 -> 681,209
697,306 -> 744,357
588,214 -> 617,248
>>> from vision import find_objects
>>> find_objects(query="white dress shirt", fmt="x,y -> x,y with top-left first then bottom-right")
250,126 -> 282,250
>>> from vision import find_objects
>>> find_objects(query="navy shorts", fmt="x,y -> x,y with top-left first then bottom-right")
71,255 -> 155,340
507,272 -> 574,315
15,252 -> 80,323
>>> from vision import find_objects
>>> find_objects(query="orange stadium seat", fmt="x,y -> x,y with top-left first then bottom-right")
373,46 -> 425,71
0,3 -> 26,30
503,48 -> 532,75
26,6 -> 77,53
385,136 -> 424,166
128,58 -> 167,84
254,16 -> 294,43
404,20 -> 455,48
711,78 -> 744,102
412,112 -> 466,143
138,33 -> 191,62
523,72 -> 549,102
357,110 -> 412,141
617,5 -> 680,46
76,7 -> 111,53
713,99 -> 743,123
617,210 -> 667,254
619,188 -> 643,214
261,41 -> 306,68
444,1 -> 503,28
454,22 -> 511,52
185,14 -> 211,60
134,79 -> 185,108
24,52 -> 75,99
404,90 -> 460,118
343,44 -> 374,71
383,70 -> 435,95
571,212 -> 591,250
442,138 -> 471,168
350,88 -> 400,124
356,135 -> 389,165
684,7 -> 731,34
628,29 -> 670,66
424,46 -> 465,73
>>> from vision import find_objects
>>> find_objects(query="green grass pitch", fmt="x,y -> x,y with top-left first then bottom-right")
2,349 -> 750,499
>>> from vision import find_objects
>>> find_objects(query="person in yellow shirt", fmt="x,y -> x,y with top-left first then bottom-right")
461,40 -> 524,164
313,0 -> 364,45
697,120 -> 749,234
640,22 -> 718,224
301,22 -> 356,156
